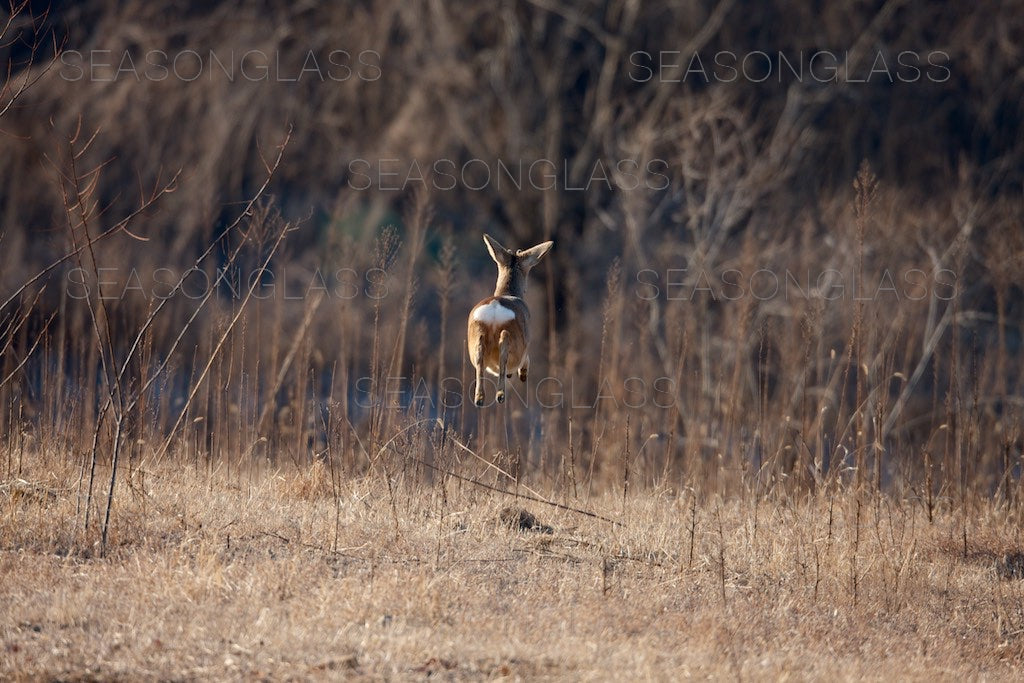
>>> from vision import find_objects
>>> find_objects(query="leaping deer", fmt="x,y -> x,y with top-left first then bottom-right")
468,234 -> 553,406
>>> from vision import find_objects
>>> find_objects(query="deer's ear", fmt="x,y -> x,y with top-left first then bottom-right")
518,241 -> 553,269
483,234 -> 512,266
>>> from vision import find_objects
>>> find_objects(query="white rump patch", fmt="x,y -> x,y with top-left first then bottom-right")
473,300 -> 516,325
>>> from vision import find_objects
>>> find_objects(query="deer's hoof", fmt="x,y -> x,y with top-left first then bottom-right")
474,395 -> 484,407
496,391 -> 505,404
519,370 -> 528,382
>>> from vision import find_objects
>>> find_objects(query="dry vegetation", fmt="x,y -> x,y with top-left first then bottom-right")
2,0 -> 1024,679
4,450 -> 1024,679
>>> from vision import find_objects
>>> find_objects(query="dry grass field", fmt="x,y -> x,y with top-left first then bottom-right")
3,1 -> 1024,680
4,450 -> 1024,680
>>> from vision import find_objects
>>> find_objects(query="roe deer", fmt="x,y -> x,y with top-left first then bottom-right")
468,234 -> 553,406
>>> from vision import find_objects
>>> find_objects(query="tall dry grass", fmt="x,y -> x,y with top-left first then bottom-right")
0,0 -> 1020,546
4,447 -> 1024,678
1,1 -> 1023,677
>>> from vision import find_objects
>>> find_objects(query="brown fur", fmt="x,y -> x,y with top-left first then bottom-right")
468,235 -> 553,406
468,296 -> 530,376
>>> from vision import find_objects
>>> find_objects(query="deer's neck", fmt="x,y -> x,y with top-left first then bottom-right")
494,270 -> 525,298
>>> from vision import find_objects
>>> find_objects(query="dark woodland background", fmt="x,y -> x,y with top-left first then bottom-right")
1,0 -> 1022,492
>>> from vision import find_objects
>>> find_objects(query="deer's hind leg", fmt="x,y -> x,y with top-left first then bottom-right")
473,338 -> 485,407
497,329 -> 509,403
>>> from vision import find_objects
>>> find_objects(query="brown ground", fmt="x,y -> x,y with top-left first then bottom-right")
3,455 -> 1024,681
